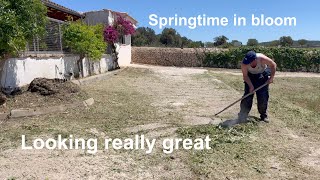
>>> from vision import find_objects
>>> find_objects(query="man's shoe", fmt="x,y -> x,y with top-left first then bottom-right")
261,117 -> 270,123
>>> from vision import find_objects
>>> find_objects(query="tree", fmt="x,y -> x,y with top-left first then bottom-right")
63,22 -> 107,77
132,27 -> 157,46
247,39 -> 259,46
174,32 -> 182,48
268,40 -> 280,47
279,36 -> 293,47
160,28 -> 181,47
298,39 -> 308,47
181,36 -> 191,48
231,40 -> 242,47
133,26 -> 205,48
205,42 -> 215,48
0,0 -> 47,58
131,35 -> 146,47
189,41 -> 204,48
213,35 -> 229,46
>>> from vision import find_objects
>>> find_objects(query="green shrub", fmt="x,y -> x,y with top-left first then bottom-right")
203,47 -> 320,72
62,21 -> 106,60
62,21 -> 107,77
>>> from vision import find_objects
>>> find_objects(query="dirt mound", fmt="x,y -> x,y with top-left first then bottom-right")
0,78 -> 88,112
28,78 -> 80,96
0,93 -> 6,105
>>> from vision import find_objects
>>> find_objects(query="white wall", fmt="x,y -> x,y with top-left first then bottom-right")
118,45 -> 132,66
84,10 -> 133,67
1,54 -> 115,88
84,10 -> 110,26
1,56 -> 77,88
102,54 -> 115,72
82,54 -> 114,77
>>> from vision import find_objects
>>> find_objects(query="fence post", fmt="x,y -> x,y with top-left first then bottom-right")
33,37 -> 36,53
58,23 -> 63,52
36,36 -> 40,52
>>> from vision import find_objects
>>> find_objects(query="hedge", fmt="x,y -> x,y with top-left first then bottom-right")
203,47 -> 320,72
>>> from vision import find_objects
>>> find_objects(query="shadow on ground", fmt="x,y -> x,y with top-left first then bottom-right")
220,116 -> 261,128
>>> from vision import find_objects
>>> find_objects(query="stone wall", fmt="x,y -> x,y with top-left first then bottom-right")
132,47 -> 219,67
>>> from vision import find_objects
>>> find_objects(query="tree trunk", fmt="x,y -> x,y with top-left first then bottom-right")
77,55 -> 85,78
88,60 -> 92,76
110,43 -> 120,70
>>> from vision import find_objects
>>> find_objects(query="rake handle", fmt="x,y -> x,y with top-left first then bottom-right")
214,82 -> 269,116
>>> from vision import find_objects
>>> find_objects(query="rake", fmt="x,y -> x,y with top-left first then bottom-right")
214,81 -> 269,117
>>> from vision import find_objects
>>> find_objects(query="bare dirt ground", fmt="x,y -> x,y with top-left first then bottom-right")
128,64 -> 242,124
0,65 -> 319,179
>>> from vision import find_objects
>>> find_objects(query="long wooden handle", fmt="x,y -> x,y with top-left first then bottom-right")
214,82 -> 269,116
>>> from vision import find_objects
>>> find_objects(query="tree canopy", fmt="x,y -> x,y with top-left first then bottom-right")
269,40 -> 280,47
132,27 -> 157,46
0,0 -> 47,58
132,27 -> 204,48
247,39 -> 259,46
63,21 -> 106,60
213,35 -> 229,46
298,39 -> 308,47
231,40 -> 242,47
279,36 -> 294,47
133,26 -> 318,49
159,28 -> 181,47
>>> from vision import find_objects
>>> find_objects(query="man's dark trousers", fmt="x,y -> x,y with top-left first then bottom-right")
239,68 -> 271,121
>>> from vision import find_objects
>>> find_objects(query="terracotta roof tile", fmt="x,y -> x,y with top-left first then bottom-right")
41,0 -> 83,17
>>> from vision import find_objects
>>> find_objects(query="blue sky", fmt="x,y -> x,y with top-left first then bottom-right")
52,0 -> 320,43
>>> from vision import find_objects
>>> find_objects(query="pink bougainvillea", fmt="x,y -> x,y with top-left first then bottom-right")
103,14 -> 135,44
115,15 -> 135,35
103,26 -> 119,43
103,14 -> 135,69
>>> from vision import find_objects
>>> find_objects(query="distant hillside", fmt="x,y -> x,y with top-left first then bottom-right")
260,40 -> 320,47
305,40 -> 320,47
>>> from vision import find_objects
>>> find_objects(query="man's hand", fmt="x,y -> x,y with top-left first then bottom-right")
268,77 -> 274,84
249,85 -> 255,93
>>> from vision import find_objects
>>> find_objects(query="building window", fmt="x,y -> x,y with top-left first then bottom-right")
118,35 -> 131,45
119,35 -> 125,45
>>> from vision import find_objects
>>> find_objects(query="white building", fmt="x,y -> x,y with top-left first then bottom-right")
0,2 -> 138,88
84,9 -> 138,67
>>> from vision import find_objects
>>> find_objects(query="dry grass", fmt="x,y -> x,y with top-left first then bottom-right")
180,70 -> 320,179
0,66 -> 319,179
